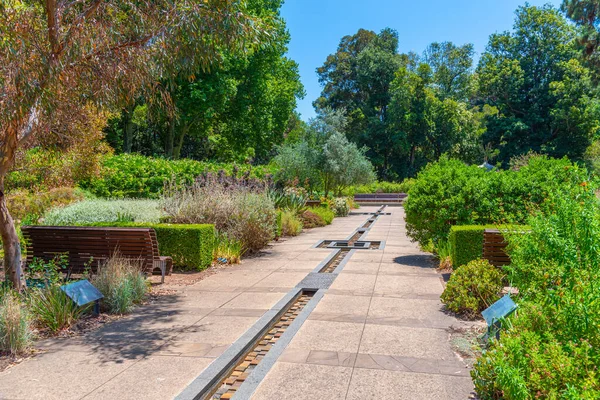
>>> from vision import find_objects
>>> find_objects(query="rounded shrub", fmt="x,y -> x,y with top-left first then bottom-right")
299,210 -> 326,228
332,198 -> 350,217
441,259 -> 503,317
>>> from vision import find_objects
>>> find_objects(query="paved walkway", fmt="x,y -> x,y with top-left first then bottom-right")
0,207 -> 473,400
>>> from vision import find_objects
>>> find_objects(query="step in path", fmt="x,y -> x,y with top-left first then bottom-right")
0,207 -> 474,400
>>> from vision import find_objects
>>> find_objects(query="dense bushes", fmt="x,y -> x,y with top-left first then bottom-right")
300,206 -> 335,228
161,176 -> 276,253
405,156 -> 590,247
449,225 -> 527,268
79,154 -> 277,198
43,199 -> 161,225
472,189 -> 600,398
343,179 -> 415,195
331,198 -> 350,217
441,259 -> 504,317
7,187 -> 85,223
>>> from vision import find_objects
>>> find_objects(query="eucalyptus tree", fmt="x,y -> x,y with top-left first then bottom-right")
0,0 -> 270,289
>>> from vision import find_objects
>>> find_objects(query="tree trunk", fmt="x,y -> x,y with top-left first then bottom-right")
165,116 -> 175,158
173,122 -> 189,160
122,109 -> 134,153
0,177 -> 23,291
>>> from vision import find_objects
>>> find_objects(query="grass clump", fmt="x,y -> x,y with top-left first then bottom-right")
92,255 -> 148,315
281,211 -> 303,236
28,285 -> 89,333
310,206 -> 335,225
0,290 -> 32,355
441,259 -> 503,318
213,233 -> 243,264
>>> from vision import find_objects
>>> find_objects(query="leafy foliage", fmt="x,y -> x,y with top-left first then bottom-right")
7,187 -> 85,224
449,225 -> 493,268
405,156 -> 590,247
441,259 -> 504,317
472,188 -> 600,398
274,109 -> 376,195
103,0 -> 303,162
331,198 -> 350,217
477,5 -> 600,165
80,154 -> 276,199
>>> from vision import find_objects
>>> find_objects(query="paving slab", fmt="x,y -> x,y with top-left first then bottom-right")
250,362 -> 352,400
346,369 -> 473,400
287,320 -> 364,353
84,356 -> 214,400
0,206 -> 474,400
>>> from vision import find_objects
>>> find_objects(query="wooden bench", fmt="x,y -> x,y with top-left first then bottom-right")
483,229 -> 510,267
354,193 -> 407,205
21,226 -> 173,283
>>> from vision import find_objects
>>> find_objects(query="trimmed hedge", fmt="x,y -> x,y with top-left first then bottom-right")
449,226 -> 492,268
449,225 -> 528,268
88,222 -> 215,271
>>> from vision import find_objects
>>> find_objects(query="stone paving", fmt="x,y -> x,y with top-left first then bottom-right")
0,206 -> 473,400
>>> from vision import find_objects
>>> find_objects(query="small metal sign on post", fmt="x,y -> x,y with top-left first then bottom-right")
482,295 -> 518,340
60,280 -> 104,315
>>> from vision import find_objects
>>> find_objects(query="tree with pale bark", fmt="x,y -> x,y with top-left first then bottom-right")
0,0 -> 269,290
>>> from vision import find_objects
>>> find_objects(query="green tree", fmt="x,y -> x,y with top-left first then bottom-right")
105,0 -> 304,163
388,63 -> 482,176
476,4 -> 600,164
315,28 -> 404,179
274,109 -> 375,195
0,0 -> 268,289
422,42 -> 474,101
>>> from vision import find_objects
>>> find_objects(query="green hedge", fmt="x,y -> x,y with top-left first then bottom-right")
449,225 -> 528,268
88,222 -> 215,271
79,154 -> 277,199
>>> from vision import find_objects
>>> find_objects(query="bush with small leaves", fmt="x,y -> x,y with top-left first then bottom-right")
441,259 -> 503,317
331,198 -> 350,217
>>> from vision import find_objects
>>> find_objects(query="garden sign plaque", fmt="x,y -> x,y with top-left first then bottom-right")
61,279 -> 104,314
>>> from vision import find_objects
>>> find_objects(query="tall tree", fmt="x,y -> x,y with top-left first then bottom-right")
389,63 -> 482,176
0,0 -> 268,289
476,5 -> 600,164
422,42 -> 475,101
105,0 -> 303,163
316,28 -> 404,179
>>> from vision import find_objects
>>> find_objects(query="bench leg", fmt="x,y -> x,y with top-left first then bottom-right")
160,264 -> 166,284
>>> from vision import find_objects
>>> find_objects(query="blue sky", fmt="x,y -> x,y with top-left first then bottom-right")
281,0 -> 562,120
